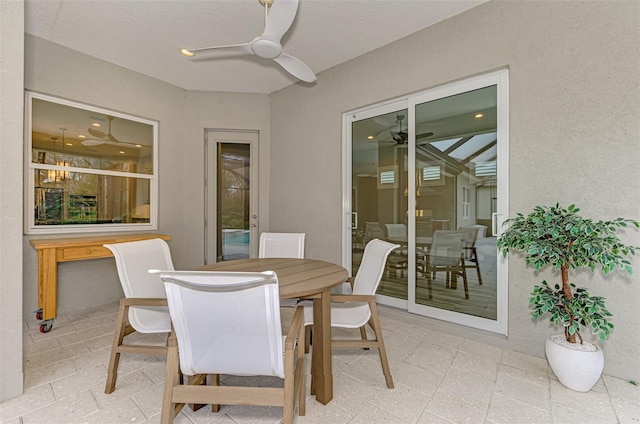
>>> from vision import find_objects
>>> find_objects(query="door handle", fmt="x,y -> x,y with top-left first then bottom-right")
492,212 -> 501,237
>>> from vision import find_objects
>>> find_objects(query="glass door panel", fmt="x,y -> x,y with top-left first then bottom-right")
350,101 -> 409,308
205,130 -> 259,264
412,85 -> 497,319
408,70 -> 508,334
217,142 -> 251,261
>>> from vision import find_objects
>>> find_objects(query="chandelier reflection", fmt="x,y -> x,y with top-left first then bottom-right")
47,128 -> 70,183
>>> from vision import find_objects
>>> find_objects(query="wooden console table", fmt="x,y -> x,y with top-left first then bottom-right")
30,233 -> 171,332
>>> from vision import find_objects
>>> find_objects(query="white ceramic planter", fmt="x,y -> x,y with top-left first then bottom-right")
545,334 -> 604,392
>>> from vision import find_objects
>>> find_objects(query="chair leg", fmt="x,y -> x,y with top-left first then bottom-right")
369,302 -> 394,389
105,301 -> 129,394
461,269 -> 469,299
359,325 -> 370,350
187,375 -> 207,412
427,271 -> 433,300
297,322 -> 306,417
283,352 -> 295,424
304,325 -> 312,354
210,374 -> 221,412
474,249 -> 483,285
160,332 -> 182,424
305,325 -> 315,395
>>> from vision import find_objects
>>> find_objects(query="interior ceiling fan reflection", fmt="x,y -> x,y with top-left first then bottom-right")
374,114 -> 435,145
82,116 -> 139,148
178,0 -> 316,83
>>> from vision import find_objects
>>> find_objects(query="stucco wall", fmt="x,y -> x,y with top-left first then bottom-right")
22,35 -> 270,316
0,0 -> 25,401
268,0 -> 640,381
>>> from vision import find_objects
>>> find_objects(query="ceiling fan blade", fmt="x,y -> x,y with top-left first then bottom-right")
81,139 -> 105,146
88,128 -> 107,139
180,43 -> 252,57
81,139 -> 140,149
372,129 -> 393,143
274,52 -> 316,82
262,0 -> 299,42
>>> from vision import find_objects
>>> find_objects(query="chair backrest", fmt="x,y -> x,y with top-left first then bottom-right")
385,223 -> 407,238
458,226 -> 478,259
258,232 -> 305,258
429,231 -> 464,266
458,226 -> 478,246
364,222 -> 385,244
155,270 -> 285,378
353,239 -> 400,296
104,238 -> 173,333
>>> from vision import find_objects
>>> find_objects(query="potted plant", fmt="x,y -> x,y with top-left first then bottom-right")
497,204 -> 638,392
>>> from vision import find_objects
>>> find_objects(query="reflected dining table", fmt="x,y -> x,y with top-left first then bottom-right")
200,257 -> 348,405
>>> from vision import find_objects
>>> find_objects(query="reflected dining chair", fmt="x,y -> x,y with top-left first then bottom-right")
103,238 -> 174,394
303,238 -> 399,389
154,270 -> 306,424
383,223 -> 409,278
458,226 -> 483,285
258,232 -> 305,258
423,230 -> 469,300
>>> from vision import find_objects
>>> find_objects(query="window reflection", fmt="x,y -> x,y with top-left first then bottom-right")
34,171 -> 151,225
27,92 -> 157,232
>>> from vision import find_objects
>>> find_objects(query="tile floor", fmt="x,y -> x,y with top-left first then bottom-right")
2,303 -> 639,424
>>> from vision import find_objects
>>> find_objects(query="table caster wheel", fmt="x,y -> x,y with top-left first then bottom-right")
39,320 -> 53,333
35,308 -> 43,320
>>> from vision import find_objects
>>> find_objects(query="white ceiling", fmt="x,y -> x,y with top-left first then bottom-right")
25,0 -> 486,94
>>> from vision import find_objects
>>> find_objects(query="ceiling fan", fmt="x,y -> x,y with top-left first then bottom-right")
178,0 -> 316,83
374,114 -> 437,145
82,116 -> 139,148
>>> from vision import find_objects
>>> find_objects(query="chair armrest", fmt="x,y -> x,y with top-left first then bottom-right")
119,297 -> 167,307
346,276 -> 355,290
285,306 -> 305,350
330,294 -> 376,303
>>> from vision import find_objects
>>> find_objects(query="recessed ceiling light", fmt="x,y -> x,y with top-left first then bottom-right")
92,123 -> 101,127
474,113 -> 484,119
65,143 -> 73,146
78,135 -> 85,138
367,135 -> 374,140
135,144 -> 142,148
119,151 -> 125,154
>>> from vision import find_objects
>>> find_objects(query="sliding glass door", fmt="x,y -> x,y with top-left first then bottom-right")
345,70 -> 509,334
350,101 -> 410,309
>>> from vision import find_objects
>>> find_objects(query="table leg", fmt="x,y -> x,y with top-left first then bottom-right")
39,248 -> 58,321
312,290 -> 333,404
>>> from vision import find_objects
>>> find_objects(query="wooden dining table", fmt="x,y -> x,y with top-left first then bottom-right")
200,257 -> 348,405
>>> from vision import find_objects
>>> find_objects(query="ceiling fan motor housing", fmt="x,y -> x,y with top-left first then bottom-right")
251,38 -> 283,59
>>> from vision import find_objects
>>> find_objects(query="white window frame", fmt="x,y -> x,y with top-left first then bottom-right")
24,92 -> 159,234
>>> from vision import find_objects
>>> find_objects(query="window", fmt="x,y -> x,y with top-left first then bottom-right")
462,186 -> 470,219
377,165 -> 398,189
420,165 -> 444,186
25,92 -> 158,234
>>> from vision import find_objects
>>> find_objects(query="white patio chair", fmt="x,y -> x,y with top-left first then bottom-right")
258,232 -> 305,258
103,238 -> 173,394
154,270 -> 306,424
259,232 -> 305,306
303,238 -> 399,388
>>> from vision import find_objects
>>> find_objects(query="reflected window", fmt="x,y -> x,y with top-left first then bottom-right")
26,92 -> 158,233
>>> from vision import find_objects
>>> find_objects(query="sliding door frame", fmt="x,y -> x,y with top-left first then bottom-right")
342,69 -> 509,335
